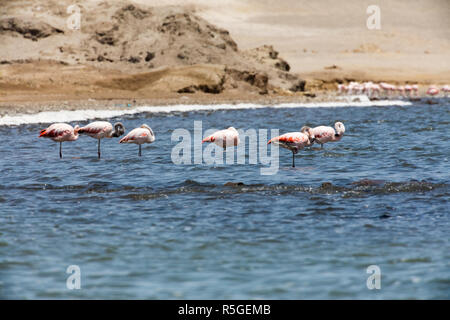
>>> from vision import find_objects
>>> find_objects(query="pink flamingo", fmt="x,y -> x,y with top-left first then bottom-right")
202,127 -> 240,149
441,85 -> 449,97
302,122 -> 345,149
39,123 -> 79,158
77,121 -> 125,158
119,124 -> 155,156
426,85 -> 440,96
412,84 -> 419,97
404,85 -> 412,97
397,85 -> 406,98
379,82 -> 396,98
371,84 -> 381,98
337,84 -> 347,95
268,128 -> 315,167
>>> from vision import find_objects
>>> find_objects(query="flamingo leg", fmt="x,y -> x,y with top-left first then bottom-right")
98,139 -> 101,159
321,144 -> 323,149
292,151 -> 295,168
59,142 -> 62,159
139,144 -> 142,157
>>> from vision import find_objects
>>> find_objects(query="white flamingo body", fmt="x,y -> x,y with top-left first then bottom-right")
78,121 -> 114,139
306,122 -> 345,148
427,86 -> 440,96
119,124 -> 155,156
77,121 -> 125,158
39,123 -> 79,158
202,127 -> 240,149
412,84 -> 419,96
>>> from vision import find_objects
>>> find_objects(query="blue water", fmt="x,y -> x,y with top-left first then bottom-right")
0,101 -> 449,299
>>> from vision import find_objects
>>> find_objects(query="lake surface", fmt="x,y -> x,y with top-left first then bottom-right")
0,99 -> 448,299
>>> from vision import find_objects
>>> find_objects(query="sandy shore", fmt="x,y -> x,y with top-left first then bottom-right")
0,0 -> 448,115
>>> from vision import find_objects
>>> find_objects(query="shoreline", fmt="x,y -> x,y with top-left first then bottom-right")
1,90 -> 444,118
0,94 -> 419,126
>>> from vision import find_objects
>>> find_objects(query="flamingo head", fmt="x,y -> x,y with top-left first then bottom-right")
227,127 -> 238,132
112,122 -> 125,137
335,122 -> 345,136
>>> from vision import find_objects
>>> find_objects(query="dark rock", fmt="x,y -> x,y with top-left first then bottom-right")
0,18 -> 63,41
289,79 -> 306,92
128,56 -> 140,63
275,59 -> 290,72
224,182 -> 245,187
145,51 -> 155,62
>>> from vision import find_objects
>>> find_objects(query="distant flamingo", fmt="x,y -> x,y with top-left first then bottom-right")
412,84 -> 419,97
380,82 -> 396,98
337,84 -> 347,95
268,127 -> 315,167
347,82 -> 361,95
39,123 -> 79,158
77,121 -> 125,158
370,83 -> 381,98
404,85 -> 412,97
119,124 -> 155,156
397,85 -> 406,98
441,85 -> 449,97
427,85 -> 440,96
202,127 -> 240,149
302,122 -> 346,149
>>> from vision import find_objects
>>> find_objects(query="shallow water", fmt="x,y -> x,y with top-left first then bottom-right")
0,100 -> 449,299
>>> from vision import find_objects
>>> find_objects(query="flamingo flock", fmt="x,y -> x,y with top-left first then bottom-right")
39,122 -> 154,158
337,82 -> 449,99
39,120 -> 345,167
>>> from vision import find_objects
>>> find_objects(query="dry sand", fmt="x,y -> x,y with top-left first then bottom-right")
0,0 -> 449,114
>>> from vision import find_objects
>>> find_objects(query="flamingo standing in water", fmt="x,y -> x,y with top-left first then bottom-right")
77,121 -> 125,158
426,85 -> 440,96
397,85 -> 406,98
202,127 -> 240,149
268,127 -> 315,167
412,84 -> 419,97
337,84 -> 348,95
39,123 -> 79,158
119,124 -> 155,156
404,85 -> 412,97
301,122 -> 346,149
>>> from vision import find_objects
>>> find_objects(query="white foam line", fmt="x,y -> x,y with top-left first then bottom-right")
0,100 -> 412,126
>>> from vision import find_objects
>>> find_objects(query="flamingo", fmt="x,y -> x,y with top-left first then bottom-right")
268,127 -> 315,167
337,84 -> 347,95
302,122 -> 346,149
397,85 -> 406,98
371,83 -> 381,98
441,85 -> 449,97
38,123 -> 79,158
404,85 -> 413,97
77,121 -> 125,158
412,84 -> 419,97
202,127 -> 240,149
347,82 -> 360,95
119,124 -> 155,156
426,85 -> 440,96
